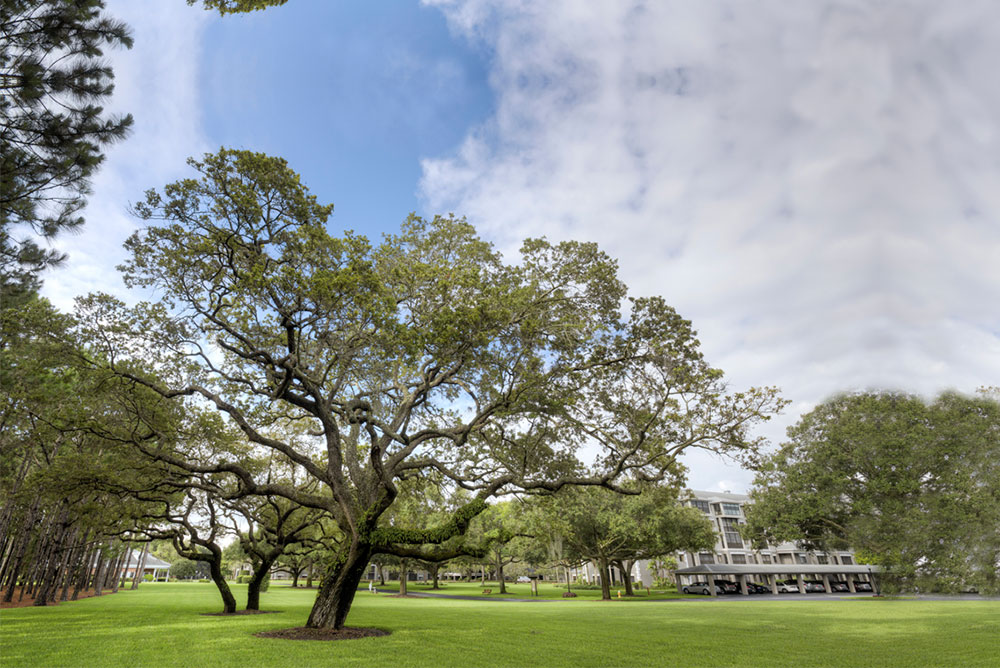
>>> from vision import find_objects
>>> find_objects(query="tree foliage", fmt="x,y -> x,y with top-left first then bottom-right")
743,391 -> 1000,594
81,148 -> 782,628
1,0 -> 133,298
542,480 -> 715,599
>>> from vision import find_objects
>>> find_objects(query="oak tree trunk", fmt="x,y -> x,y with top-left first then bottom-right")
398,558 -> 409,596
617,560 -> 635,596
209,558 -> 237,613
246,556 -> 276,610
305,542 -> 372,629
598,559 -> 612,600
496,557 -> 506,594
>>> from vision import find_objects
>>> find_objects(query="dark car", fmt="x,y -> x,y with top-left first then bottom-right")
828,580 -> 850,592
713,579 -> 740,594
853,580 -> 873,592
746,582 -> 771,594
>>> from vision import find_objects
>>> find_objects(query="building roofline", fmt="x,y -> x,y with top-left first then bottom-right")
674,564 -> 880,575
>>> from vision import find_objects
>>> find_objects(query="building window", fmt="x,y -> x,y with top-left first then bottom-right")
817,555 -> 829,565
796,554 -> 808,564
761,554 -> 771,564
691,500 -> 710,513
841,555 -> 853,565
721,503 -> 741,516
732,554 -> 747,564
721,518 -> 744,548
747,555 -> 756,564
699,552 -> 715,565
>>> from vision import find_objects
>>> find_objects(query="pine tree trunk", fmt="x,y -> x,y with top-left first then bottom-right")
305,542 -> 372,629
91,550 -> 107,596
60,531 -> 88,602
114,546 -> 133,593
131,543 -> 149,590
72,543 -> 96,600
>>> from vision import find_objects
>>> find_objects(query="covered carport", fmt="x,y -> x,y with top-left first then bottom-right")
674,563 -> 883,596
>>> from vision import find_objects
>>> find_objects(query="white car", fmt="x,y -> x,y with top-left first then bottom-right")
776,580 -> 801,593
682,582 -> 724,595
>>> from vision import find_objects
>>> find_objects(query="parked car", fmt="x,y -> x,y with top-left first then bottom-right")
828,580 -> 850,592
746,582 -> 771,594
682,582 -> 723,595
853,580 -> 873,592
776,579 -> 801,593
713,579 -> 740,594
516,576 -> 531,583
803,580 -> 827,593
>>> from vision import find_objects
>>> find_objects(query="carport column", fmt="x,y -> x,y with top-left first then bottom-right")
822,574 -> 832,593
847,578 -> 856,593
738,574 -> 748,596
769,575 -> 778,595
675,574 -> 683,592
796,574 -> 805,593
709,579 -> 717,597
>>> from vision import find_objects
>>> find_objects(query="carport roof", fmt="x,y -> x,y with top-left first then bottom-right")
675,564 -> 882,575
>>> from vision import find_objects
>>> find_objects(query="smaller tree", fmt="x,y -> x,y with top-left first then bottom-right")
545,480 -> 715,600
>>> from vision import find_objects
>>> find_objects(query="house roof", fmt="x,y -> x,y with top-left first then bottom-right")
126,554 -> 172,569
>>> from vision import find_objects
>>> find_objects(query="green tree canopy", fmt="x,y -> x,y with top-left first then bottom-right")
82,148 -> 783,628
743,390 -> 1000,594
542,480 -> 715,599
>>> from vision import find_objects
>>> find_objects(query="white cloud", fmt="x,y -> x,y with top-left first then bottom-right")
421,0 -> 1000,492
41,2 -> 211,311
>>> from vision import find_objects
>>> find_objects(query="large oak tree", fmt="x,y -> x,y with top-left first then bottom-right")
82,148 -> 782,629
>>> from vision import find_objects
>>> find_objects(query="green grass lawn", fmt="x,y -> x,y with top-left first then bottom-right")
375,580 -> 685,600
2,582 -> 997,667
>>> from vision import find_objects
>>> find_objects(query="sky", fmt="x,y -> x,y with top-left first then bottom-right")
40,0 -> 1000,494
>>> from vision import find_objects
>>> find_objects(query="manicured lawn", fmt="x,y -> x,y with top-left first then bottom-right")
2,582 -> 997,667
375,580 -> 685,600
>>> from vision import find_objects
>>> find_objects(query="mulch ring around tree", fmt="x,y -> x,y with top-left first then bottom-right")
255,626 -> 390,641
201,609 -> 282,616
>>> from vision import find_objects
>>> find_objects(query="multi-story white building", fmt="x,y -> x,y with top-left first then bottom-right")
674,490 -> 857,571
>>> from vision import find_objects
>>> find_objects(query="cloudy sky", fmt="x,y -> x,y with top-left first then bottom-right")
40,0 -> 1000,493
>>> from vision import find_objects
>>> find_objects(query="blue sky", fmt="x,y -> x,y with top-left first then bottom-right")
41,0 -> 1000,493
197,2 -> 493,232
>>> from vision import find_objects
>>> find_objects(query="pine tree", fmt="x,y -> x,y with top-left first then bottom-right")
1,0 -> 132,299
